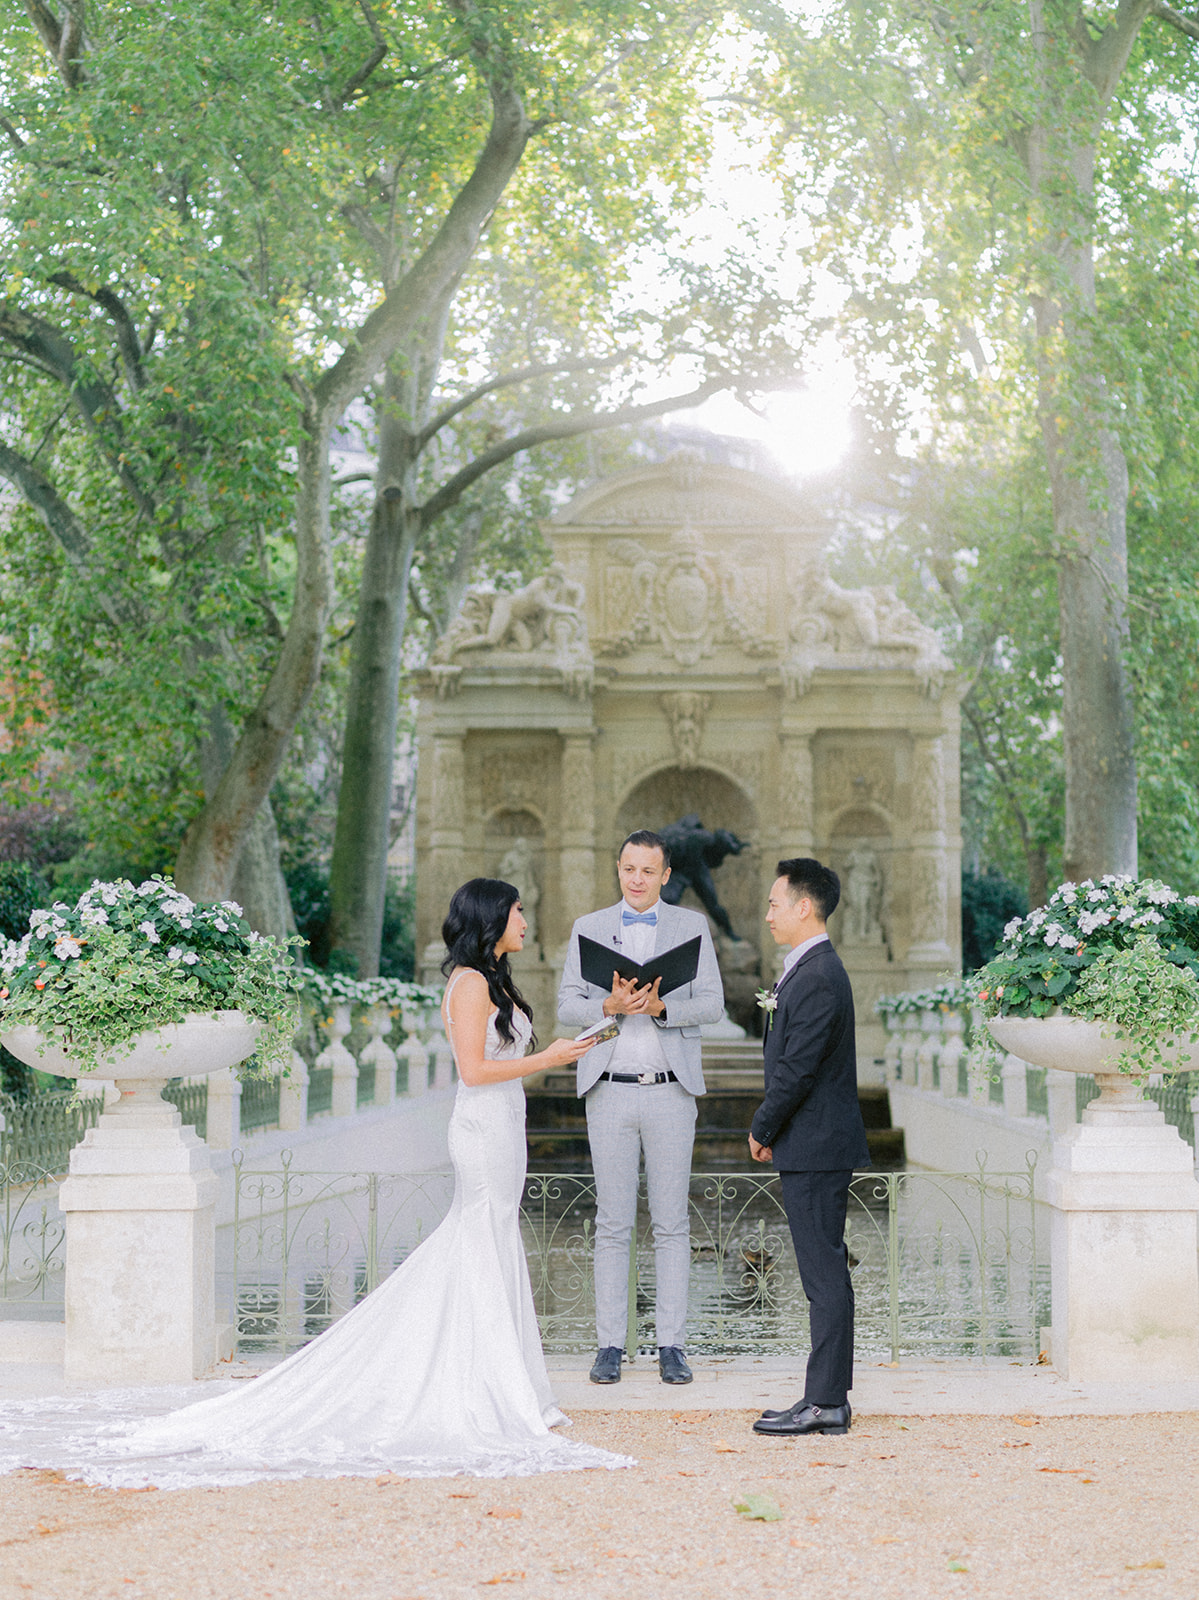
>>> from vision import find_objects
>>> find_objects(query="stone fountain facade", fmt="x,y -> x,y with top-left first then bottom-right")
414,456 -> 962,1074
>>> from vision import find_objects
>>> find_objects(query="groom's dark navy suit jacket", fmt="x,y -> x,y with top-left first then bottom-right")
750,940 -> 869,1171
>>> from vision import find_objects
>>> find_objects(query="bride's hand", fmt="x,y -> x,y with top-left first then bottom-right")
537,1034 -> 596,1070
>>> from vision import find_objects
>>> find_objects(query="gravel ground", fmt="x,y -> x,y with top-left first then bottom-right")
2,1410 -> 1198,1600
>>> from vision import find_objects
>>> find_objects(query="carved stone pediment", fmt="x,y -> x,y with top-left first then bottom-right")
783,559 -> 952,698
596,525 -> 775,666
430,563 -> 593,698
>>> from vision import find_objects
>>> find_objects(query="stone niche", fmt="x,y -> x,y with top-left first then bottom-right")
414,454 -> 962,1077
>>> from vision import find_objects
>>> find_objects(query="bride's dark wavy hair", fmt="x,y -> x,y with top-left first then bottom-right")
440,878 -> 534,1047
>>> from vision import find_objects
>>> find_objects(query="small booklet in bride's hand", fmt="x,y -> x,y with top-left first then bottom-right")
577,933 -> 702,999
574,1015 -> 622,1045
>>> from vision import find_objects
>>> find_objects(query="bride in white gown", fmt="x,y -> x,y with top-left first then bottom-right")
0,879 -> 631,1488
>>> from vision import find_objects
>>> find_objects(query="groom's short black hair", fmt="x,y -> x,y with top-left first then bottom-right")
619,829 -> 671,869
777,857 -> 840,922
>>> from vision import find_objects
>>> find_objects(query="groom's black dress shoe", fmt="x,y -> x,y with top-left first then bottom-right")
658,1347 -> 693,1385
753,1402 -> 851,1436
589,1347 -> 623,1384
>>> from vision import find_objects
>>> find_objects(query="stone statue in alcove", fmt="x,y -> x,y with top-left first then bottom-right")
658,813 -> 748,940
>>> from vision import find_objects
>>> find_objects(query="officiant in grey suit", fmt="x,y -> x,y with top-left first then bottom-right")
557,830 -> 724,1386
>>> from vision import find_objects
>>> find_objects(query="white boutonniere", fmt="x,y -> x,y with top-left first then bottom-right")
755,987 -> 777,1014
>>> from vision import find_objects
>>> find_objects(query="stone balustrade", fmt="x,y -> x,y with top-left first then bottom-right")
879,995 -> 1199,1176
156,997 -> 453,1162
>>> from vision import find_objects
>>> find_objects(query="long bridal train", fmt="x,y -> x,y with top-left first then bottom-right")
0,1000 -> 630,1489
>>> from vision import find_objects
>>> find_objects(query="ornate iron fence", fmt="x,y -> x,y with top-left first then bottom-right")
226,1157 -> 1044,1365
162,1079 -> 208,1139
0,1158 -> 65,1308
0,1090 -> 102,1176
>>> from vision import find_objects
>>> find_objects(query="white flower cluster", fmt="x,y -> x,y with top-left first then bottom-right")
998,875 -> 1197,957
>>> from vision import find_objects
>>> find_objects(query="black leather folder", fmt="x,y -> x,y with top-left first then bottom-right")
577,933 -> 701,998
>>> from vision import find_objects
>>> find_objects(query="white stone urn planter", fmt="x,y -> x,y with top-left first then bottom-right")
0,1011 -> 262,1385
986,1012 -> 1197,1104
987,1011 -> 1199,1382
1,1009 -> 262,1103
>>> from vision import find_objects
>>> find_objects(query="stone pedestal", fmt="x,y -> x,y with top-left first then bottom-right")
58,1087 -> 221,1384
360,1004 -> 397,1108
1046,1089 -> 1199,1381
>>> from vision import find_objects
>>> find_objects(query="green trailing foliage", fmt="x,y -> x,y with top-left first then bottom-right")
0,877 -> 303,1077
973,877 -> 1199,1077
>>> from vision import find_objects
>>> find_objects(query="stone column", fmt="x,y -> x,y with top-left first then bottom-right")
422,734 -> 467,979
1001,1053 -> 1029,1120
203,1068 -> 242,1150
425,1009 -> 455,1091
1046,1082 -> 1199,1380
361,1004 -> 397,1107
906,736 -> 952,971
58,1087 -> 220,1383
278,1047 -> 309,1131
778,733 -> 815,857
916,1010 -> 940,1092
938,1010 -> 965,1099
396,1011 -> 430,1097
315,1004 -> 358,1119
559,733 -> 596,929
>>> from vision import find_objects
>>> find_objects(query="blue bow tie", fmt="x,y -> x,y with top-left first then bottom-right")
622,908 -> 657,925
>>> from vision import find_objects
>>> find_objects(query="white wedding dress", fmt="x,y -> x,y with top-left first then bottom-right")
0,978 -> 631,1488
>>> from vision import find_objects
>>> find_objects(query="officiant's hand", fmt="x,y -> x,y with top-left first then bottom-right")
749,1134 -> 772,1164
603,972 -> 664,1017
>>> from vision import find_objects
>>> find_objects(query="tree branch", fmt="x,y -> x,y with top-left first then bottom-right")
312,52 -> 532,425
1149,0 -> 1199,40
416,353 -> 631,451
23,0 -> 86,89
332,0 -> 389,107
46,271 -> 146,392
0,303 -> 155,517
0,440 -> 136,626
0,113 -> 26,150
418,377 -> 726,529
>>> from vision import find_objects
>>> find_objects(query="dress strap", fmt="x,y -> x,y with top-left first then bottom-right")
441,968 -> 493,1070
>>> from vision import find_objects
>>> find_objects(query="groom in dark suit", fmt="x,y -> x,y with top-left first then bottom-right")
749,858 -> 869,1437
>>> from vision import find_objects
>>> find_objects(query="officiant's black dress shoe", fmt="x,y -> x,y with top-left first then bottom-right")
758,1399 -> 852,1423
589,1347 -> 623,1384
659,1347 -> 693,1385
753,1401 -> 851,1436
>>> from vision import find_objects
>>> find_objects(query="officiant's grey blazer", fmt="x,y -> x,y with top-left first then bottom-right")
556,900 -> 724,1097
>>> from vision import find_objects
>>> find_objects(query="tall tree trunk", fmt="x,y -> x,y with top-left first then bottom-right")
326,378 -> 421,977
1026,6 -> 1139,882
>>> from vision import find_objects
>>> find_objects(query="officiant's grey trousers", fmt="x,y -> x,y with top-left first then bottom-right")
585,1079 -> 697,1351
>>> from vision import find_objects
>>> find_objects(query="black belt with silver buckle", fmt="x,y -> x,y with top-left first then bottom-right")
599,1071 -> 678,1086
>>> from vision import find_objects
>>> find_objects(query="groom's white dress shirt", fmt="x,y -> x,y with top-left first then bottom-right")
607,901 -> 670,1074
780,930 -> 829,984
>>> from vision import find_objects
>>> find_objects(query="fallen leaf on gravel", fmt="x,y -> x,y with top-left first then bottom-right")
733,1494 -> 783,1522
809,1462 -> 847,1469
878,1361 -> 900,1368
947,1559 -> 969,1573
1012,1416 -> 1040,1427
1002,1442 -> 1031,1449
678,1471 -> 701,1477
673,1410 -> 710,1422
872,1537 -> 904,1545
873,1454 -> 897,1460
790,1538 -> 817,1548
116,1486 -> 157,1493
481,1574 -> 526,1586
1039,1467 -> 1086,1475
1126,1560 -> 1166,1571
714,1439 -> 745,1453
487,1509 -> 522,1520
449,1492 -> 478,1499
